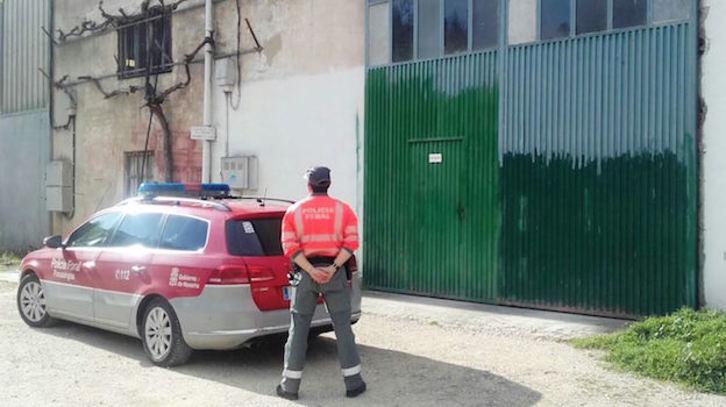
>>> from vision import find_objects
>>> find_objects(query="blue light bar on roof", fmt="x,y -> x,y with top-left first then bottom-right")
201,183 -> 230,192
138,182 -> 184,194
138,182 -> 230,197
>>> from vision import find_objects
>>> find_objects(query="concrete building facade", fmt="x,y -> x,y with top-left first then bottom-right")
210,0 -> 364,207
51,0 -> 207,235
701,0 -> 726,311
49,0 -> 364,237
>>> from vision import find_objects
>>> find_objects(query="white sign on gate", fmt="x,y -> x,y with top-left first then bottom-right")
428,153 -> 443,164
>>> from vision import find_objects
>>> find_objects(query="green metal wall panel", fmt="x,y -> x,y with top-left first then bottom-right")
364,52 -> 500,302
499,23 -> 697,316
364,21 -> 697,317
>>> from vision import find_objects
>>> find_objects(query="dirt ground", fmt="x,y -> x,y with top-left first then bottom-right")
0,279 -> 724,406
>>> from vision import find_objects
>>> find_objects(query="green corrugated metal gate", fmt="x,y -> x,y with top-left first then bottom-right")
364,20 -> 697,317
366,52 -> 500,302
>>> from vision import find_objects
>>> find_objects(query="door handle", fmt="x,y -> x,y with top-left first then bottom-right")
131,265 -> 146,273
456,203 -> 466,220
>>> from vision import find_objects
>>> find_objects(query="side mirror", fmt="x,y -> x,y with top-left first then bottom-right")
43,235 -> 65,249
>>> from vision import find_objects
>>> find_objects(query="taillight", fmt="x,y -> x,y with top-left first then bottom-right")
207,265 -> 249,285
247,265 -> 276,283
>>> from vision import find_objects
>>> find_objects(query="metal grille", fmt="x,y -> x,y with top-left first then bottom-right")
117,12 -> 172,79
125,151 -> 154,197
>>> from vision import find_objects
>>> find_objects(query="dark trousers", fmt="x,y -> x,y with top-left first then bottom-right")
280,265 -> 364,393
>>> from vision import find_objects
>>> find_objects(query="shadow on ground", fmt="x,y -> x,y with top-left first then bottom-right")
42,320 -> 541,406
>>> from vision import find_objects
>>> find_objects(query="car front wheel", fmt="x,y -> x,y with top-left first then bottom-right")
142,298 -> 192,367
17,273 -> 55,328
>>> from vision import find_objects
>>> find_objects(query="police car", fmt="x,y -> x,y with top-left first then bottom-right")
16,183 -> 362,366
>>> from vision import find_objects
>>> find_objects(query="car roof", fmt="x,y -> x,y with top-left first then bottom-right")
111,196 -> 290,220
222,199 -> 290,216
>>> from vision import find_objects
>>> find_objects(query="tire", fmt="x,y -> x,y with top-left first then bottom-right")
17,273 -> 55,328
141,298 -> 192,367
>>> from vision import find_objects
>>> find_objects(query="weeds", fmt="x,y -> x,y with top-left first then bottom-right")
572,308 -> 726,394
0,251 -> 23,267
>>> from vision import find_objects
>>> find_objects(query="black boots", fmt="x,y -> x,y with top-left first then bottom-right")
345,381 -> 367,398
276,384 -> 298,401
277,381 -> 367,400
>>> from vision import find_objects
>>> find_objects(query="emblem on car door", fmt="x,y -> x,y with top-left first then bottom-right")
168,267 -> 200,289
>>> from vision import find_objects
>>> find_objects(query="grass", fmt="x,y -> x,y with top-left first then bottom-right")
0,251 -> 23,268
572,308 -> 726,394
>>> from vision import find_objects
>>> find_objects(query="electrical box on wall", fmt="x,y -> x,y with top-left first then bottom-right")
46,161 -> 73,212
215,57 -> 236,89
221,156 -> 258,190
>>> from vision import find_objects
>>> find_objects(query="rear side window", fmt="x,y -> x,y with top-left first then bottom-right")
109,212 -> 164,248
226,218 -> 283,256
159,215 -> 208,251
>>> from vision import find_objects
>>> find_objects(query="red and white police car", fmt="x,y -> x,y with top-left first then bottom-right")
16,183 -> 362,366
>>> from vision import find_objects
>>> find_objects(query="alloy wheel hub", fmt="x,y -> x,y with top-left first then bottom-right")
20,281 -> 47,322
145,307 -> 172,360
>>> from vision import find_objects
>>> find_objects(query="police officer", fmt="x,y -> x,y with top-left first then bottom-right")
276,166 -> 367,400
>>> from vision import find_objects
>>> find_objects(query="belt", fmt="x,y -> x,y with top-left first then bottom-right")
289,256 -> 335,277
307,256 -> 336,266
289,256 -> 351,281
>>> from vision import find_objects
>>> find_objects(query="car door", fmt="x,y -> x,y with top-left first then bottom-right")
44,211 -> 122,322
93,210 -> 165,330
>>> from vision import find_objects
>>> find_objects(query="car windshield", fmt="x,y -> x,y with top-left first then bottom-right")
226,217 -> 284,256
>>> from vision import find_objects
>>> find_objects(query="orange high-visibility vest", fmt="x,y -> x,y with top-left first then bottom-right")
281,195 -> 359,259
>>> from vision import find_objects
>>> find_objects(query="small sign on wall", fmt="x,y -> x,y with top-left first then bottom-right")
428,153 -> 443,164
191,126 -> 217,141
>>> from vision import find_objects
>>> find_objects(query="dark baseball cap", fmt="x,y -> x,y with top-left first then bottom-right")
304,166 -> 331,187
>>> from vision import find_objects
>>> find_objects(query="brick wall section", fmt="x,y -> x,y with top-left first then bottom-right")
170,131 -> 203,183
131,128 -> 202,183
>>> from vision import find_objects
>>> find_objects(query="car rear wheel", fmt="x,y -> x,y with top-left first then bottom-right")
17,273 -> 55,328
142,298 -> 192,367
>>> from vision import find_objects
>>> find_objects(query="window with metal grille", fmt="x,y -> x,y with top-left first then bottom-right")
125,151 -> 154,197
117,10 -> 172,79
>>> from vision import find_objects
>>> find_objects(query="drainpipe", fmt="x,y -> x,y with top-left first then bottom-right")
48,0 -> 55,236
202,0 -> 214,182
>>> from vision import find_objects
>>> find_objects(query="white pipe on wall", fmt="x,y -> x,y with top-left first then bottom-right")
202,0 -> 214,182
